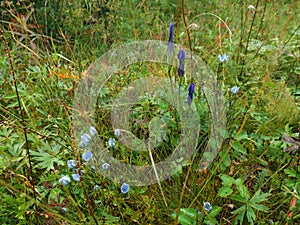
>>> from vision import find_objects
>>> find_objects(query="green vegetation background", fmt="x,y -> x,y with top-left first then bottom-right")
0,0 -> 299,224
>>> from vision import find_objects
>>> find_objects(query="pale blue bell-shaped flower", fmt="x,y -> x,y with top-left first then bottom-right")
59,175 -> 71,185
121,183 -> 130,194
204,202 -> 212,212
89,126 -> 97,136
67,159 -> 76,169
82,150 -> 93,162
72,173 -> 80,181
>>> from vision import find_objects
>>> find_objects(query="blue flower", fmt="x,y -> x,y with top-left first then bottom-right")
61,207 -> 67,212
89,126 -> 97,136
59,175 -> 71,185
94,185 -> 100,191
218,53 -> 228,63
204,202 -> 212,212
80,140 -> 88,148
67,159 -> 76,169
82,150 -> 93,162
108,138 -> 116,148
121,183 -> 130,194
102,163 -> 110,170
114,129 -> 121,137
72,173 -> 80,181
167,22 -> 175,56
187,83 -> 195,105
178,49 -> 185,77
231,85 -> 239,94
81,133 -> 91,143
178,49 -> 185,61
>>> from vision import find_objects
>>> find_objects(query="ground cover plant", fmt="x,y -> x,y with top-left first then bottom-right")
0,0 -> 299,224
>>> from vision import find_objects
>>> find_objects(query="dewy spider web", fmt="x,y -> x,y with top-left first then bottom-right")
72,40 -> 226,186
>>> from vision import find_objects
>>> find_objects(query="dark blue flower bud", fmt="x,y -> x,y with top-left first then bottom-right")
167,22 -> 175,56
187,83 -> 195,105
178,49 -> 185,76
168,22 -> 174,43
178,49 -> 185,61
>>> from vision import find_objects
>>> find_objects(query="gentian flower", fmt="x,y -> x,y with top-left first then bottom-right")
114,129 -> 121,137
80,140 -> 88,148
218,53 -> 228,63
167,22 -> 175,56
178,49 -> 185,76
231,86 -> 239,94
82,150 -> 93,162
89,126 -> 97,136
72,173 -> 80,181
81,133 -> 91,143
204,202 -> 212,212
102,163 -> 110,170
108,138 -> 116,148
248,5 -> 255,10
59,175 -> 71,186
187,83 -> 195,105
94,185 -> 100,191
121,183 -> 130,194
67,159 -> 76,169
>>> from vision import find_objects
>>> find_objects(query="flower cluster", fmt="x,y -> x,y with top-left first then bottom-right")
59,126 -> 98,185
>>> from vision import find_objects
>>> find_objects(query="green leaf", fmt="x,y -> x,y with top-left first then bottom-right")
219,151 -> 231,170
230,194 -> 246,203
235,179 -> 250,200
255,157 -> 268,166
250,203 -> 268,212
219,174 -> 235,186
232,206 -> 246,225
246,207 -> 255,225
218,186 -> 233,197
249,189 -> 271,205
171,208 -> 198,225
209,206 -> 222,217
30,141 -> 64,171
236,131 -> 248,141
232,141 -> 247,154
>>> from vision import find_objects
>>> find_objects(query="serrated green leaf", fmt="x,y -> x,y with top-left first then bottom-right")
209,206 -> 222,217
238,185 -> 250,200
230,194 -> 246,203
246,207 -> 255,225
249,189 -> 270,204
250,203 -> 268,212
219,174 -> 235,186
232,205 -> 246,215
233,207 -> 245,225
218,186 -> 233,197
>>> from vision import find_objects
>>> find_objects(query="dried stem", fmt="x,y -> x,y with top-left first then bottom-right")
0,29 -> 39,224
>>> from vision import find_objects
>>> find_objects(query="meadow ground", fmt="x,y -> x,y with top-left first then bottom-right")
0,0 -> 299,224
